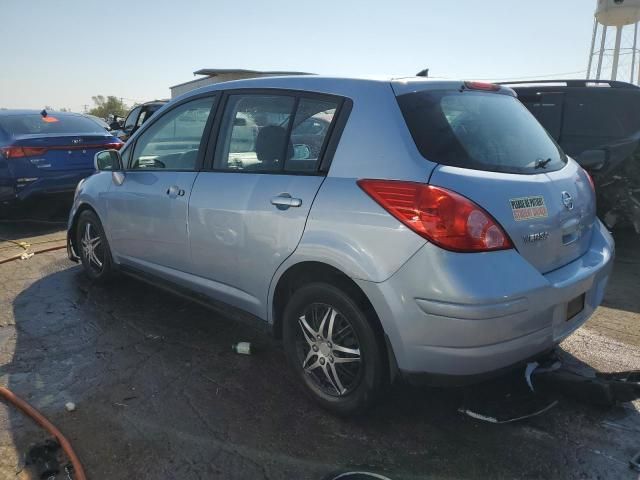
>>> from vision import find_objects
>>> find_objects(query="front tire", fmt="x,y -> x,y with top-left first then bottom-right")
76,210 -> 114,282
283,282 -> 386,415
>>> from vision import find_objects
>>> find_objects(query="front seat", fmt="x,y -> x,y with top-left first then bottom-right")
254,125 -> 293,170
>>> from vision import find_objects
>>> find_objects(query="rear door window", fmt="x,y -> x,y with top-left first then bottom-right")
287,98 -> 338,173
215,95 -> 295,172
397,89 -> 567,174
563,91 -> 640,139
214,94 -> 341,174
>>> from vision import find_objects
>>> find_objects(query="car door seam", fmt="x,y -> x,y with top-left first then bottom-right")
265,175 -> 328,317
185,171 -> 202,268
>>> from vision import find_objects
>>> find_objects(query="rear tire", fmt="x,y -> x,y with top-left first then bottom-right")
76,210 -> 114,282
283,282 -> 387,415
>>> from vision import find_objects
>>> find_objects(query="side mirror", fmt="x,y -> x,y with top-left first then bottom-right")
577,149 -> 607,171
292,144 -> 311,160
94,149 -> 123,171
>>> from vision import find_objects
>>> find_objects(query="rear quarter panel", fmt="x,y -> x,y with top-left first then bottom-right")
267,80 -> 435,323
0,128 -> 13,182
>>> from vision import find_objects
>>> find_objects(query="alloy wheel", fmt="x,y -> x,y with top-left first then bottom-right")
80,222 -> 103,272
296,302 -> 363,397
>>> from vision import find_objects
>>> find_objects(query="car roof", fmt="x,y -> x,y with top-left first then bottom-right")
139,100 -> 168,106
502,79 -> 640,91
173,75 -> 473,101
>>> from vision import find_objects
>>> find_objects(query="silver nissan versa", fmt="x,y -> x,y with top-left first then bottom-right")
67,76 -> 614,415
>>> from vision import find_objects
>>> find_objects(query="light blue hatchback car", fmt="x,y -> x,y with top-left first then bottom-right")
67,76 -> 614,414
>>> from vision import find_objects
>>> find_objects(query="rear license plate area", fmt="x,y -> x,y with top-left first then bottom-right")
566,293 -> 585,321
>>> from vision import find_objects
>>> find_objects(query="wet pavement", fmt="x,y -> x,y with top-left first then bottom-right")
0,198 -> 68,263
0,207 -> 638,479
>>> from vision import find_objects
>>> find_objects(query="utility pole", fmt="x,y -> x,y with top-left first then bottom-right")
82,104 -> 89,113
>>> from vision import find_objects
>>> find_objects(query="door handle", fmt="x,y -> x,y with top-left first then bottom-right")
166,185 -> 185,198
271,194 -> 302,210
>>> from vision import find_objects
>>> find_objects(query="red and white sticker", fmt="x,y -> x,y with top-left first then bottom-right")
509,196 -> 548,221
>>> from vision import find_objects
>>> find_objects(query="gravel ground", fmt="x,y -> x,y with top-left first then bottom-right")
0,225 -> 637,479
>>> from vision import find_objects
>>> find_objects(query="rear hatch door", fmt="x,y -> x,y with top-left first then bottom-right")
395,83 -> 596,274
430,162 -> 595,273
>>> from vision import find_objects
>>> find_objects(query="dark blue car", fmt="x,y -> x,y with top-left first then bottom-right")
0,110 -> 123,207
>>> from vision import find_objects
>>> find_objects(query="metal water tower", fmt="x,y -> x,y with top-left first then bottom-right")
587,0 -> 640,84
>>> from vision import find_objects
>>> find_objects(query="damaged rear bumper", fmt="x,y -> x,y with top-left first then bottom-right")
356,219 -> 615,384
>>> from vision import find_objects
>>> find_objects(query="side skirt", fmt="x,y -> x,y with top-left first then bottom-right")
119,264 -> 274,337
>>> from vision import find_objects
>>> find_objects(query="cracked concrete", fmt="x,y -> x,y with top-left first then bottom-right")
0,215 -> 638,478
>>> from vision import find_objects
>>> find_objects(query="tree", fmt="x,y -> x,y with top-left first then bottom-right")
88,95 -> 129,120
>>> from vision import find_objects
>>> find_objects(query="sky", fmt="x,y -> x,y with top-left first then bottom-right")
1,0 -> 598,112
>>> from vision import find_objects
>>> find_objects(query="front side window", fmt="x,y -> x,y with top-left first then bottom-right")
130,97 -> 215,171
124,106 -> 141,131
397,89 -> 566,174
214,94 -> 340,173
136,109 -> 150,127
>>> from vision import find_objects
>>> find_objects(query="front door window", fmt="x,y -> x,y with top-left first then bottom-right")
130,97 -> 216,171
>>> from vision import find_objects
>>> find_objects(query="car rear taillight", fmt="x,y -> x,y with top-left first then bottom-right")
1,141 -> 123,159
0,146 -> 47,159
464,81 -> 501,91
104,142 -> 124,150
357,179 -> 513,252
584,168 -> 595,193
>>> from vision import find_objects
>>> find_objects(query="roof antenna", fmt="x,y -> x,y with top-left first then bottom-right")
416,68 -> 429,77
40,109 -> 48,118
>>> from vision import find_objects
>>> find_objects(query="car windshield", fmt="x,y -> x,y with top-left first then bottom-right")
0,113 -> 107,136
397,89 -> 567,174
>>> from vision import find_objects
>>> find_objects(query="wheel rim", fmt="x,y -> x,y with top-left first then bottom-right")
80,222 -> 104,272
295,302 -> 362,397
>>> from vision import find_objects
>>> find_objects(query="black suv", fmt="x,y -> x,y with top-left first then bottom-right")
505,80 -> 640,233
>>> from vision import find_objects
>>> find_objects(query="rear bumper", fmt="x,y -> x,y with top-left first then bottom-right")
356,219 -> 614,380
0,170 -> 92,204
0,168 -> 17,204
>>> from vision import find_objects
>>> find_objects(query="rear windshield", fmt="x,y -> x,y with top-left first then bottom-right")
397,90 -> 566,174
0,114 -> 106,136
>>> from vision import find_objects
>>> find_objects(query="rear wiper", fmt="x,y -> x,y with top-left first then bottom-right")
535,158 -> 552,169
